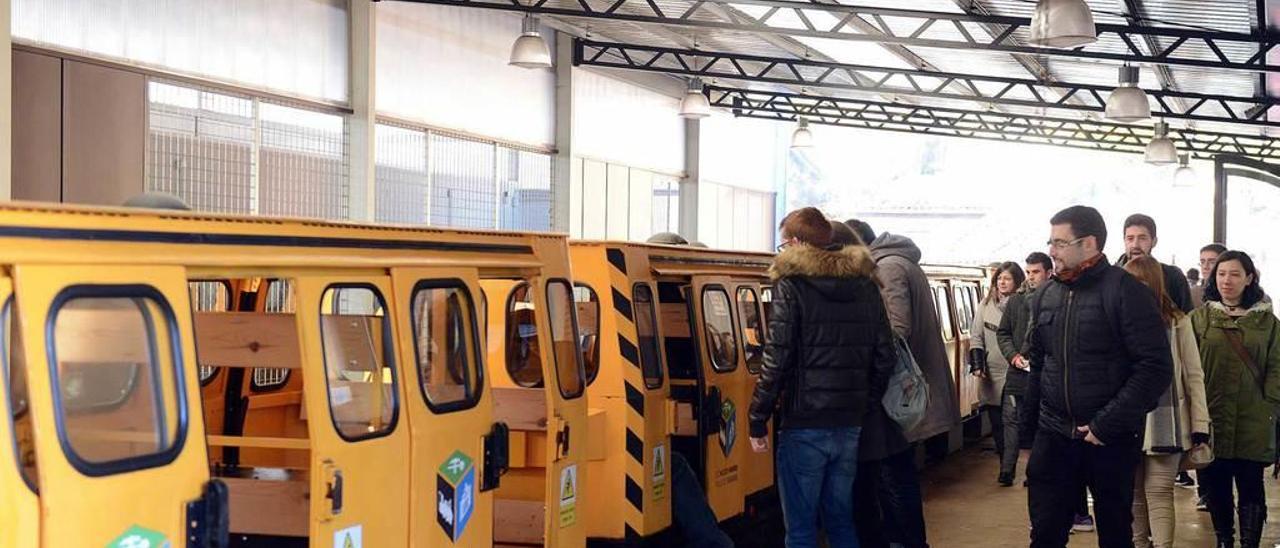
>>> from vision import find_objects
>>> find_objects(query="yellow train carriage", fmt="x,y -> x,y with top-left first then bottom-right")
567,241 -> 778,546
0,202 -> 588,548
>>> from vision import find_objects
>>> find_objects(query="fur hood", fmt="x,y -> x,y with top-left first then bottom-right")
769,244 -> 877,281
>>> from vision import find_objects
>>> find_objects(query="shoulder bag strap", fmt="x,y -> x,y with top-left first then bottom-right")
1223,328 -> 1266,395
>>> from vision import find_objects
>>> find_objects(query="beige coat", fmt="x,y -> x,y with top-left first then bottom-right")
1142,315 -> 1211,454
970,299 -> 1010,407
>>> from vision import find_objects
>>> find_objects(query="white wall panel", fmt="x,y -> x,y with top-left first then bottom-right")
569,157 -> 584,238
628,169 -> 654,240
605,163 -> 630,240
581,159 -> 607,239
377,3 -> 555,148
13,0 -> 348,103
701,112 -> 783,194
573,68 -> 684,175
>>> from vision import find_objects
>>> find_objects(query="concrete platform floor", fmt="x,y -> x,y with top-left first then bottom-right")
921,445 -> 1280,547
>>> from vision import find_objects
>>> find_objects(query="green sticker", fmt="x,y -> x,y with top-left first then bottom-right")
438,450 -> 474,485
107,525 -> 170,548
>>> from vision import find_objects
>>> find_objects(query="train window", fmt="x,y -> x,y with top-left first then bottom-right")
548,280 -> 586,400
953,287 -> 973,334
505,283 -> 543,388
573,284 -> 601,386
4,299 -> 38,491
319,285 -> 398,441
632,284 -> 664,389
50,287 -> 184,474
188,281 -> 231,386
760,287 -> 773,324
701,286 -> 739,373
412,282 -> 481,412
933,287 -> 955,341
737,287 -> 765,374
253,280 -> 296,392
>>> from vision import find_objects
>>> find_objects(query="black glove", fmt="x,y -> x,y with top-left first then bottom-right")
1191,432 -> 1210,446
967,347 -> 988,375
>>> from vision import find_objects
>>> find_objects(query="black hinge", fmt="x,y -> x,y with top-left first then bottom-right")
187,479 -> 229,548
481,422 -> 511,492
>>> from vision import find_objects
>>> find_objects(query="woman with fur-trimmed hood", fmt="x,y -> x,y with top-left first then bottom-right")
749,207 -> 896,548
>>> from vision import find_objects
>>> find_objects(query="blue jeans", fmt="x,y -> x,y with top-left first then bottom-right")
777,427 -> 861,548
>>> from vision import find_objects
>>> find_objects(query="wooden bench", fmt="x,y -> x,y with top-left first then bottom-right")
494,498 -> 544,545
222,476 -> 310,538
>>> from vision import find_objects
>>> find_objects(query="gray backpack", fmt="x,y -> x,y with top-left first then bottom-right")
882,334 -> 930,433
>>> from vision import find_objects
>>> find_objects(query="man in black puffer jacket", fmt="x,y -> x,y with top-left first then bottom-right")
1022,205 -> 1173,548
749,207 -> 895,548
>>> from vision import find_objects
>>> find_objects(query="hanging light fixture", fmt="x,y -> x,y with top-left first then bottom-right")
679,78 -> 712,119
509,15 -> 552,69
1105,65 -> 1151,122
791,118 -> 814,149
1174,154 -> 1197,187
1144,121 -> 1178,165
1028,0 -> 1098,48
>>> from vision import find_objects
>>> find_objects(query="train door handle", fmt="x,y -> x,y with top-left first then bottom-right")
555,421 -> 572,459
323,460 -> 344,516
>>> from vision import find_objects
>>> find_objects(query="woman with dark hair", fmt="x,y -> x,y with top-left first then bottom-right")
1192,250 -> 1280,548
968,261 -> 1024,485
1123,257 -> 1209,548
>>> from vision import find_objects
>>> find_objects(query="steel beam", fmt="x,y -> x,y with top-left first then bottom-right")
390,0 -> 1280,75
708,86 -> 1280,161
576,40 -> 1280,129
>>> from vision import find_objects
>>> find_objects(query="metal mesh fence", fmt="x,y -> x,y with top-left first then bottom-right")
147,80 -> 349,221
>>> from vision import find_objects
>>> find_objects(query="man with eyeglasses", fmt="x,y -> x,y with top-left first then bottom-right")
1021,205 -> 1173,548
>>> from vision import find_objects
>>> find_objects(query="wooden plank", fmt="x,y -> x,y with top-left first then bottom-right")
494,499 -> 545,545
492,387 -> 548,431
674,402 -> 697,436
223,478 -> 309,538
194,313 -> 301,369
206,435 -> 309,451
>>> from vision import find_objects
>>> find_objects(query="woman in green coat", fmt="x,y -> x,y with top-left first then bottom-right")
1191,250 -> 1280,548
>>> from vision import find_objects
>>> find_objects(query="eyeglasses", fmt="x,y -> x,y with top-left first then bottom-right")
1046,236 -> 1087,250
776,237 -> 797,252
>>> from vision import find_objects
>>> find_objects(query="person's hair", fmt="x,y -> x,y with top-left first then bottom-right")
647,232 -> 688,245
1200,243 -> 1227,255
843,219 -> 876,247
986,262 -> 1026,304
1050,205 -> 1108,250
122,192 -> 192,211
1187,268 -> 1200,283
1024,252 -> 1052,272
1123,256 -> 1182,326
1123,213 -> 1158,240
1204,250 -> 1267,308
829,221 -> 862,247
780,207 -> 833,247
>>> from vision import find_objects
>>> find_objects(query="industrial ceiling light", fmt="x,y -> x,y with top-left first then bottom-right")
1028,0 -> 1098,49
1105,65 -> 1151,122
791,118 -> 814,149
1144,120 -> 1178,165
1174,154 -> 1197,187
509,15 -> 552,69
679,78 -> 712,119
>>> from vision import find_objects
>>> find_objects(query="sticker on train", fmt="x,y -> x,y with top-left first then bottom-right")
559,464 -> 578,528
653,444 -> 667,500
436,450 -> 476,541
334,525 -> 362,548
106,525 -> 169,548
719,398 -> 737,457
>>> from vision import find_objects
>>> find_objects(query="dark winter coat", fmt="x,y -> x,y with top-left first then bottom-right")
1020,256 -> 1174,446
997,286 -> 1035,397
869,233 -> 959,442
748,244 -> 896,438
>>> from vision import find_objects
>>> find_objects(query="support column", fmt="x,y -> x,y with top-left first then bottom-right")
678,117 -> 701,241
348,0 -> 377,222
0,0 -> 12,201
553,31 -> 575,234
